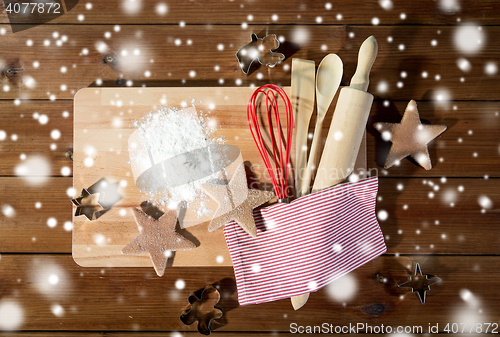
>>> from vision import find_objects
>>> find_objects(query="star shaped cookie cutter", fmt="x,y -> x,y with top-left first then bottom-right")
236,33 -> 285,75
71,188 -> 105,221
180,284 -> 223,335
71,178 -> 122,221
398,262 -> 442,304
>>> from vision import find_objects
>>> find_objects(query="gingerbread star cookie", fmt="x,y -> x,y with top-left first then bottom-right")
375,100 -> 447,170
122,207 -> 196,276
202,163 -> 275,237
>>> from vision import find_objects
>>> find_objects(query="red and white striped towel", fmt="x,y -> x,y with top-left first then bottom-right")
223,177 -> 386,305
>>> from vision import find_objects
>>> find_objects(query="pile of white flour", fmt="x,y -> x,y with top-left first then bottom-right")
130,106 -> 224,210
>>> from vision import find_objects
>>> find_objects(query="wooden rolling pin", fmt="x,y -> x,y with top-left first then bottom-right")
312,36 -> 378,192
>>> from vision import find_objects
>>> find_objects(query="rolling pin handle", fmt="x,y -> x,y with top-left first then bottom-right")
349,36 -> 378,92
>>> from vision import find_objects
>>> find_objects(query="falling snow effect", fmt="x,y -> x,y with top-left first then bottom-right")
1,204 -> 15,217
451,289 -> 484,324
64,220 -> 74,231
484,62 -> 498,75
434,88 -> 451,106
439,0 -> 461,13
454,24 -> 485,54
251,264 -> 261,273
379,0 -> 393,10
377,80 -> 389,94
47,217 -> 57,228
477,195 -> 493,210
29,259 -> 71,299
325,274 -> 357,302
51,304 -> 65,317
291,27 -> 310,45
441,188 -> 458,206
457,58 -> 471,72
156,3 -> 168,15
377,210 -> 388,221
122,0 -> 142,14
175,279 -> 186,290
14,155 -> 51,186
0,300 -> 24,330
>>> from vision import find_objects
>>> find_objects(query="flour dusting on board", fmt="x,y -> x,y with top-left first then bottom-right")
128,105 -> 225,211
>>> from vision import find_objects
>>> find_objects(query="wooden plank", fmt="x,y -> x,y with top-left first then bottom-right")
0,25 -> 499,100
0,177 -> 73,253
0,99 -> 498,178
377,177 -> 500,255
1,177 -> 498,255
1,0 -> 499,25
365,100 -> 500,177
0,254 -> 497,331
0,101 -> 73,176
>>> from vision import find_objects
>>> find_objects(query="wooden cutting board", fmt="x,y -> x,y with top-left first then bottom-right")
72,87 -> 367,268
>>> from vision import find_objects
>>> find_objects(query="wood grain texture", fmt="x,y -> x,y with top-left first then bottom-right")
1,99 -> 497,178
0,101 -> 73,175
0,177 -> 498,254
0,254 -> 497,332
0,25 -> 499,100
0,177 -> 73,253
366,100 -> 500,177
1,0 -> 499,25
378,177 -> 500,255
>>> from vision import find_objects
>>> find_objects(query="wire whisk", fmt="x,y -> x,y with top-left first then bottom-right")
247,84 -> 294,202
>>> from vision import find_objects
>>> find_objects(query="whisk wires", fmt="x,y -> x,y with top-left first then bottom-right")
247,84 -> 293,201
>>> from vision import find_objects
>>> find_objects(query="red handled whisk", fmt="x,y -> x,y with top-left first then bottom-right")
247,84 -> 294,202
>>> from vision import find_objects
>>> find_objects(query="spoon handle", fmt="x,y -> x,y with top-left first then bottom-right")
291,59 -> 316,198
300,115 -> 324,196
350,36 -> 378,92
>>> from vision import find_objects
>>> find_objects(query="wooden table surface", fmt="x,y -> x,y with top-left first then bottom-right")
0,0 -> 499,335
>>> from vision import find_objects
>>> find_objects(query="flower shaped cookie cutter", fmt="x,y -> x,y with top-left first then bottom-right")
236,33 -> 285,75
180,284 -> 223,335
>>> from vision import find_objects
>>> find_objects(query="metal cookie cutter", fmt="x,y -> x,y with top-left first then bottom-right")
71,188 -> 105,221
398,262 -> 442,304
71,178 -> 122,221
180,284 -> 223,335
236,33 -> 285,75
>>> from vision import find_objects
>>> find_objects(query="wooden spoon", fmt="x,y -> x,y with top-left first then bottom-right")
299,54 -> 343,196
291,59 -> 316,198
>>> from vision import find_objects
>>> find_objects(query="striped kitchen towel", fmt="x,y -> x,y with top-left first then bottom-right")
223,176 -> 386,305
